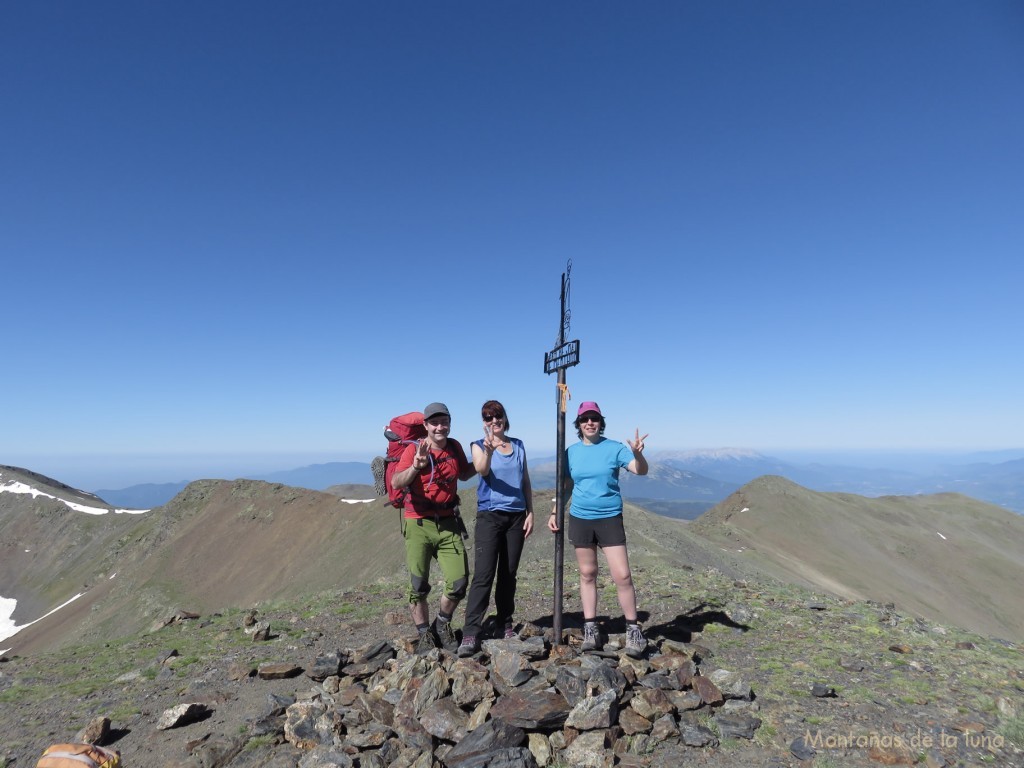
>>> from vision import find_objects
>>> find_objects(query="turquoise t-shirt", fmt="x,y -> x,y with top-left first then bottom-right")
565,438 -> 634,519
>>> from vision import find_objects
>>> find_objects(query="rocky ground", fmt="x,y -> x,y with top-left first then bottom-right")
1,561 -> 1022,768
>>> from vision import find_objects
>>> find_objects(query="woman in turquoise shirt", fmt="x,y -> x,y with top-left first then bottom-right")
547,401 -> 649,657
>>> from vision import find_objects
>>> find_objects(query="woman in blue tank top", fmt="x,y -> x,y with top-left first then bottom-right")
457,400 -> 534,656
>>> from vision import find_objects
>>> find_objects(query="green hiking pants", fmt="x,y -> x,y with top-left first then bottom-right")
403,515 -> 469,603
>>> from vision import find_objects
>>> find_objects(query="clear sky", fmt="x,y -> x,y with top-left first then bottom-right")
3,2 -> 1022,489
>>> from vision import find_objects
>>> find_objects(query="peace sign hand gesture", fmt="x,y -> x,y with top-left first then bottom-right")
627,428 -> 649,454
482,424 -> 501,453
413,439 -> 431,471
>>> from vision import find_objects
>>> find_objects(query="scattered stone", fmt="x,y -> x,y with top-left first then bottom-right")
667,690 -> 703,712
444,718 -> 526,767
955,641 -> 976,651
680,723 -> 719,748
868,743 -> 916,765
649,713 -> 680,742
191,734 -> 246,767
810,683 -> 837,698
888,644 -> 912,654
452,658 -> 495,707
714,711 -> 761,739
565,730 -> 610,768
411,696 -> 464,742
554,666 -> 587,707
839,657 -> 866,671
491,647 -> 536,688
250,620 -> 272,641
393,714 -> 435,753
790,735 -> 816,760
154,648 -> 179,665
75,715 -> 111,745
951,720 -> 986,734
619,708 -> 653,735
308,651 -> 347,681
490,689 -> 571,730
258,662 -> 303,679
630,688 -> 674,721
157,702 -> 212,730
297,745 -> 354,767
692,674 -> 724,706
565,688 -> 618,730
527,732 -> 551,766
996,696 -> 1017,718
228,661 -> 255,680
807,601 -> 828,611
707,668 -> 752,700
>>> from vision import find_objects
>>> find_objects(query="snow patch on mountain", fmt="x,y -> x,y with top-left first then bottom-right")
0,479 -> 148,515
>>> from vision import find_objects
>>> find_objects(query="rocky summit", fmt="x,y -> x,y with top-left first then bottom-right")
1,563 -> 1022,768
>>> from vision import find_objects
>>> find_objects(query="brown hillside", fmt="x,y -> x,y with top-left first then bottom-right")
691,475 -> 1024,641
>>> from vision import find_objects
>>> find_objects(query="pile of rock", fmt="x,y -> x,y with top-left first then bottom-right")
262,626 -> 762,767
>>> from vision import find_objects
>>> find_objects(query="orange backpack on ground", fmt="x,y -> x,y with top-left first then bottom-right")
36,743 -> 120,768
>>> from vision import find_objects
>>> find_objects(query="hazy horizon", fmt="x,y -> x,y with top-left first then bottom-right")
7,444 -> 1024,492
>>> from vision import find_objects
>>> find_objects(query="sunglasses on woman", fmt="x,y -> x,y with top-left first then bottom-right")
483,414 -> 504,423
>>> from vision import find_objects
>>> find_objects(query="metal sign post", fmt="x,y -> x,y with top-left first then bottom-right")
544,260 -> 580,645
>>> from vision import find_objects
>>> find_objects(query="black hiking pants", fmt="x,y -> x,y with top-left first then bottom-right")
462,509 -> 528,638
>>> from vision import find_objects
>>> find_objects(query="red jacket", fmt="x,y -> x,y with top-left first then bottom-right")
396,439 -> 470,518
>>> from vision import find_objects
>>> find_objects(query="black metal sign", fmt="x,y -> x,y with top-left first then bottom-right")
544,339 -> 580,374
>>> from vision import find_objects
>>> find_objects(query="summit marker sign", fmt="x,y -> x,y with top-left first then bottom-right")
544,339 -> 580,374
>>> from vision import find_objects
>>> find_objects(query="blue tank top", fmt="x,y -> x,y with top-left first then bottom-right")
474,437 -> 528,513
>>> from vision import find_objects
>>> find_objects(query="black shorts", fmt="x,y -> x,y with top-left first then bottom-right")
568,513 -> 627,548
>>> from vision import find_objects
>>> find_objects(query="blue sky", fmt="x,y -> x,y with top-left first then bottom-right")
2,2 -> 1022,489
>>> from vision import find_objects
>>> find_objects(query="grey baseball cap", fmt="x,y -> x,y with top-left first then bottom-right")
423,402 -> 451,420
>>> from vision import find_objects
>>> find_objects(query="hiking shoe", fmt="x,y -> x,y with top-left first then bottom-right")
371,456 -> 388,496
624,624 -> 648,658
433,619 -> 459,652
503,624 -> 518,640
457,635 -> 478,657
580,622 -> 602,652
416,629 -> 439,655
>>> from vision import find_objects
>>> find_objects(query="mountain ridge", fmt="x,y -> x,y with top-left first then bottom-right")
91,448 -> 1024,512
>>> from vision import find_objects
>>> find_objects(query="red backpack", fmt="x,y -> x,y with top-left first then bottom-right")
371,412 -> 427,508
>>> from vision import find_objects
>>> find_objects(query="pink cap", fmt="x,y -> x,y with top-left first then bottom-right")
577,401 -> 602,417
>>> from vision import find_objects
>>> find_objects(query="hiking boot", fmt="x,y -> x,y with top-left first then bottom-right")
580,622 -> 602,652
371,456 -> 388,496
457,635 -> 478,657
502,621 -> 517,640
416,629 -> 439,655
624,624 -> 648,658
433,618 -> 459,652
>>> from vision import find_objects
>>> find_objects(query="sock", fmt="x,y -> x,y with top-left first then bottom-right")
437,611 -> 453,624
416,623 -> 430,635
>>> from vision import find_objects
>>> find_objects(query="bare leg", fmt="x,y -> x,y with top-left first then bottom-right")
439,594 -> 460,618
410,598 -> 429,626
574,545 -> 600,619
602,545 -> 638,622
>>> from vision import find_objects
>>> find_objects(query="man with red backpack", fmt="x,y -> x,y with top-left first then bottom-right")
391,402 -> 477,653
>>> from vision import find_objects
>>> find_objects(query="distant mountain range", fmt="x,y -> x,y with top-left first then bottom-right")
88,448 -> 1024,514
